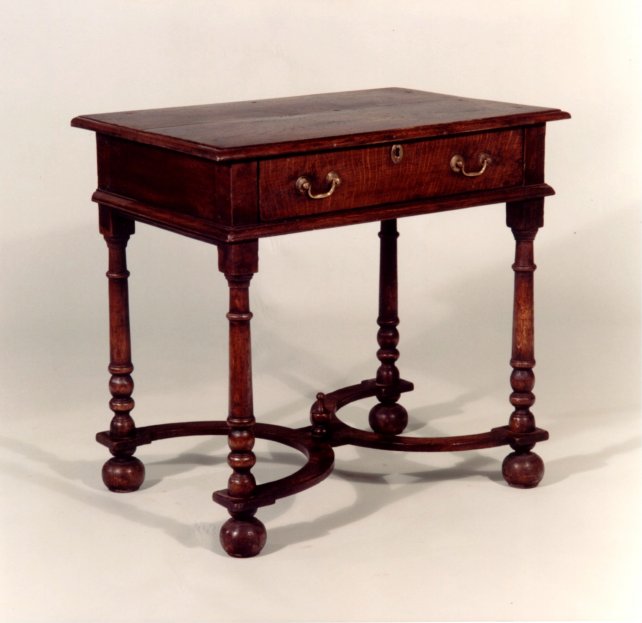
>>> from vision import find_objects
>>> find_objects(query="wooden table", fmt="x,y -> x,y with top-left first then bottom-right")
72,88 -> 569,557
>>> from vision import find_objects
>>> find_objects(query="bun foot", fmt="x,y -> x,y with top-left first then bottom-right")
502,450 -> 544,488
102,456 -> 145,492
369,402 -> 408,436
220,514 -> 267,558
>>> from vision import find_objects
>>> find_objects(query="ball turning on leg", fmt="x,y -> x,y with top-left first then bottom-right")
102,456 -> 145,492
502,450 -> 544,488
369,402 -> 408,436
220,511 -> 267,558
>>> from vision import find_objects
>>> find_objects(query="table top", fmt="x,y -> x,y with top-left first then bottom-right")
74,87 -> 569,244
71,87 -> 569,162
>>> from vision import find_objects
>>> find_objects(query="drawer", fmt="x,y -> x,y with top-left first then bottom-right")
259,129 -> 523,221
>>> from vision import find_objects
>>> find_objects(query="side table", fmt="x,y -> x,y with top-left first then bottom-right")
72,88 -> 569,557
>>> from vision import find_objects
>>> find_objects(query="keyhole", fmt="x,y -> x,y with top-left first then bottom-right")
391,144 -> 404,164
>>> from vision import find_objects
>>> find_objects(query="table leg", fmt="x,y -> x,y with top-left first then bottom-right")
503,200 -> 545,487
217,240 -> 266,557
369,219 -> 409,435
99,207 -> 145,492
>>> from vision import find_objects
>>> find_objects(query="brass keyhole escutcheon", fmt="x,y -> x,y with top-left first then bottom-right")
391,144 -> 404,164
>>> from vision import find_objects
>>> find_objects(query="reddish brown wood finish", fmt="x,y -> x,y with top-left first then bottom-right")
217,241 -> 266,557
259,129 -> 523,220
99,207 -> 145,492
71,88 -> 568,161
97,135 -> 259,228
369,220 -> 408,435
90,182 -> 556,244
503,199 -> 545,487
73,88 -> 569,557
72,88 -> 569,245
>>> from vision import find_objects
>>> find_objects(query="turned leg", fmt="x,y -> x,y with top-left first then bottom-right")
369,219 -> 408,435
99,207 -> 145,492
503,200 -> 545,488
217,240 -> 266,558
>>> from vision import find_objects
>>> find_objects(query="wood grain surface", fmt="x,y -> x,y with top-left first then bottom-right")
72,87 -> 569,161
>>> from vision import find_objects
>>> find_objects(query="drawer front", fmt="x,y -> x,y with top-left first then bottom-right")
259,129 -> 523,221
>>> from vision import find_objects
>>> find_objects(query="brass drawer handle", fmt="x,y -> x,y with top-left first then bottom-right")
296,171 -> 341,199
450,153 -> 492,177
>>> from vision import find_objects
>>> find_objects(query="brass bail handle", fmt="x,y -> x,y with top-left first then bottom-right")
450,153 -> 492,177
296,171 -> 341,199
